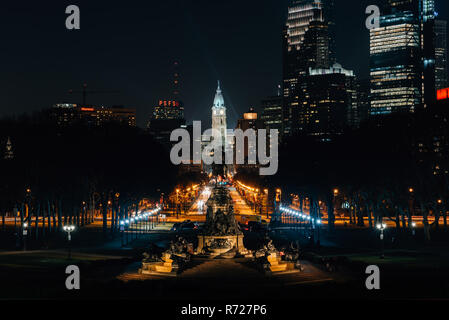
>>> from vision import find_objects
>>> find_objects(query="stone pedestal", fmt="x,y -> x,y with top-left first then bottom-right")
139,253 -> 178,276
196,234 -> 249,258
266,253 -> 295,273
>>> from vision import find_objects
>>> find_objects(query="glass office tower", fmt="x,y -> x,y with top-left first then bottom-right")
370,0 -> 436,115
435,19 -> 448,90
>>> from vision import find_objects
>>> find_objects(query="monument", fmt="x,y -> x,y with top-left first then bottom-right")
140,237 -> 191,276
195,185 -> 250,258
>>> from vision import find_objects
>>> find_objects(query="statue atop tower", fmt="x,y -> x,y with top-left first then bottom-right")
211,80 -> 227,151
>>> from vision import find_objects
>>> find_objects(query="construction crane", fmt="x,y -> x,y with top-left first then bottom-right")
68,83 -> 120,106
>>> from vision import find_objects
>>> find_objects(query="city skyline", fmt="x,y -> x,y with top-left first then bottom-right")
2,0 -> 449,128
2,0 -> 449,304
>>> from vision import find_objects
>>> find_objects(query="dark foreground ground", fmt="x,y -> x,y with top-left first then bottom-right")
0,225 -> 448,301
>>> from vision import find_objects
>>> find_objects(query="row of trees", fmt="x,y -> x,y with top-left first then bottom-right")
237,103 -> 449,242
0,112 -> 178,246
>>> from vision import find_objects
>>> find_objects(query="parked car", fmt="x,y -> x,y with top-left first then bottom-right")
238,222 -> 249,232
248,221 -> 267,233
171,221 -> 199,232
179,222 -> 199,231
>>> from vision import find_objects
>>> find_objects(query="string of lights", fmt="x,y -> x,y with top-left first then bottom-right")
120,207 -> 162,226
279,205 -> 322,225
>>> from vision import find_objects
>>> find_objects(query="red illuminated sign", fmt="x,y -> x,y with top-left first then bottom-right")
437,88 -> 449,100
158,100 -> 180,107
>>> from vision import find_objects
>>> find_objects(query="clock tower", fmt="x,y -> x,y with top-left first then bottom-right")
211,80 -> 227,150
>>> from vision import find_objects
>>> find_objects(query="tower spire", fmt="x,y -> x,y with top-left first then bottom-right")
213,80 -> 225,108
172,60 -> 180,98
4,137 -> 14,160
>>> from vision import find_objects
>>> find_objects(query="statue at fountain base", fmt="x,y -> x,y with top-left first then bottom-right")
195,234 -> 251,259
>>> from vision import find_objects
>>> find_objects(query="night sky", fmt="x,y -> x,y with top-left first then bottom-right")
1,0 -> 448,128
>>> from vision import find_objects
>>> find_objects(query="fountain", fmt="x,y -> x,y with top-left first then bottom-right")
195,185 -> 250,258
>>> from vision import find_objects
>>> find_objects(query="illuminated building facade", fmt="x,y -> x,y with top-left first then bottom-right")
236,107 -> 265,132
357,78 -> 371,124
147,99 -> 186,148
435,19 -> 448,90
369,13 -> 421,114
151,100 -> 184,121
211,81 -> 228,150
285,0 -> 324,53
49,104 -> 136,127
81,106 -> 137,127
283,0 -> 335,135
370,0 -> 436,115
235,107 -> 266,172
202,81 -> 234,174
261,93 -> 283,138
295,63 -> 357,137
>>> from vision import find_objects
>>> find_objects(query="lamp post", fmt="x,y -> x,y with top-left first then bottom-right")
125,219 -> 130,245
22,222 -> 28,251
120,220 -> 125,247
411,222 -> 416,236
131,217 -> 136,240
376,222 -> 387,259
63,225 -> 75,259
316,219 -> 322,247
176,189 -> 180,220
264,189 -> 269,219
332,188 -> 339,223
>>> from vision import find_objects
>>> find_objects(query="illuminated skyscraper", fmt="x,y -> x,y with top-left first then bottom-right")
295,63 -> 358,137
435,19 -> 448,90
369,0 -> 436,115
369,13 -> 421,114
283,0 -> 334,135
261,92 -> 283,137
285,0 -> 324,52
235,107 -> 265,166
151,100 -> 184,121
147,100 -> 185,148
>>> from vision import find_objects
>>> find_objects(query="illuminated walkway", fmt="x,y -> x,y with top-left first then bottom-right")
185,185 -> 257,217
187,187 -> 212,215
228,187 -> 257,216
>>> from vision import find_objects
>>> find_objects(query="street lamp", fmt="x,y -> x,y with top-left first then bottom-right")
264,189 -> 269,219
130,217 -> 136,239
376,223 -> 387,259
411,222 -> 416,236
176,189 -> 180,219
120,220 -> 125,247
316,219 -> 322,246
125,219 -> 130,245
63,225 -> 76,259
22,222 -> 28,251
